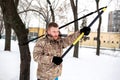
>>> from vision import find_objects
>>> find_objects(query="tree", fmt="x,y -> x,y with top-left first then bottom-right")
0,13 -> 3,39
46,0 -> 55,22
70,0 -> 79,58
4,21 -> 11,51
95,0 -> 102,56
18,0 -> 57,28
81,17 -> 87,28
0,0 -> 31,80
0,0 -> 19,51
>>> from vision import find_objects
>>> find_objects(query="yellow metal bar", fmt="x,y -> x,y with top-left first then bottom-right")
73,32 -> 84,45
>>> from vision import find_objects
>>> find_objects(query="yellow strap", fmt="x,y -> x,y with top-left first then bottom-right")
73,32 -> 84,45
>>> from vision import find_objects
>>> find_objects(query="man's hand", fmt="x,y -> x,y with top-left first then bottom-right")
52,56 -> 63,65
80,27 -> 91,35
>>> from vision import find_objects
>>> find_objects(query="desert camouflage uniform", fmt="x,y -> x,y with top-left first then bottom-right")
33,31 -> 80,80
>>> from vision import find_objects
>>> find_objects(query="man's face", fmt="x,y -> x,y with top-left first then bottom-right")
47,27 -> 59,40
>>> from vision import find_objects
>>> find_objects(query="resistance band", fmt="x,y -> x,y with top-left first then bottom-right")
26,6 -> 107,45
61,7 -> 107,58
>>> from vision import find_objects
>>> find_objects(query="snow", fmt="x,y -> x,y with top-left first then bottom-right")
0,39 -> 120,80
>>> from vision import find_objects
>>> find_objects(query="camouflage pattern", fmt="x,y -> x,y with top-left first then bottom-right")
33,31 -> 80,80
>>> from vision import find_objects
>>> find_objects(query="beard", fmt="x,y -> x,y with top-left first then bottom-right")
53,36 -> 59,40
47,33 -> 59,40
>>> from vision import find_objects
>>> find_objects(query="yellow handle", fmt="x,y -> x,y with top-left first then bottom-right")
102,7 -> 107,12
73,32 -> 84,45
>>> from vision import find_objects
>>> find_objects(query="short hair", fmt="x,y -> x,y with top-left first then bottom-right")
47,22 -> 58,29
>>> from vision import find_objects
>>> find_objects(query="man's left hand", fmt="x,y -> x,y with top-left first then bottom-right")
80,27 -> 91,35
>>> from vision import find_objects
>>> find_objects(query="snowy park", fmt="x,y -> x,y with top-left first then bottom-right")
0,0 -> 120,80
0,39 -> 120,80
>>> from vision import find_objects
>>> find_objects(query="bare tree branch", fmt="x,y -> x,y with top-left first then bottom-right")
18,9 -> 46,20
47,0 -> 55,22
14,0 -> 19,9
25,0 -> 34,9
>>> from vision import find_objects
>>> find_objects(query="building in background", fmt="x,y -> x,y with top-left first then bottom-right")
80,32 -> 120,49
28,27 -> 45,41
108,10 -> 120,32
28,26 -> 120,49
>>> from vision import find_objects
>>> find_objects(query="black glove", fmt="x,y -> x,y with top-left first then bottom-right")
80,27 -> 91,35
52,56 -> 63,65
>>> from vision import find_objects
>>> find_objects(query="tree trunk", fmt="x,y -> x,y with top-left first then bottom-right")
96,17 -> 101,56
0,21 -> 4,39
0,0 -> 31,80
4,23 -> 11,51
47,0 -> 55,22
70,0 -> 79,58
95,0 -> 102,56
17,32 -> 31,80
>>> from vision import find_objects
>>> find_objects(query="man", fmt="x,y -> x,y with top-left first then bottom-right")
33,22 -> 90,80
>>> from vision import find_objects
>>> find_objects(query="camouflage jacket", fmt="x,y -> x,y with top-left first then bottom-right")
33,31 -> 80,79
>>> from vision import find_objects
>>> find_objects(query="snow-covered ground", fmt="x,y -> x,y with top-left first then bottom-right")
0,39 -> 120,80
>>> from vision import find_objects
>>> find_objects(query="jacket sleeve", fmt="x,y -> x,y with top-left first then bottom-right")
33,39 -> 53,64
62,30 -> 81,48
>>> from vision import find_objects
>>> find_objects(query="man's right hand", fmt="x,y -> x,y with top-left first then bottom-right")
52,56 -> 63,65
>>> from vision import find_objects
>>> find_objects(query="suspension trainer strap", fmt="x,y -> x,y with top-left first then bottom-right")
59,6 -> 107,29
61,7 -> 107,58
26,6 -> 107,44
61,33 -> 84,58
